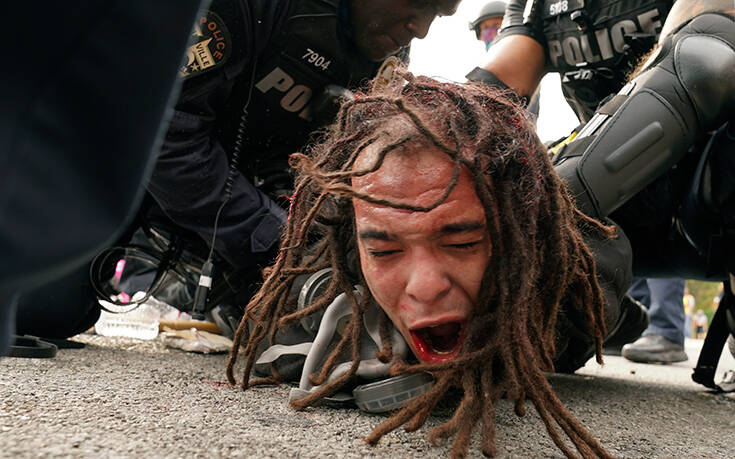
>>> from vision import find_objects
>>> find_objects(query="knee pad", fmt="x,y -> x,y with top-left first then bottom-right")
556,13 -> 735,219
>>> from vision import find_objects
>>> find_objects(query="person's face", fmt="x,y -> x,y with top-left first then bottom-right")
352,143 -> 492,364
349,0 -> 461,61
479,16 -> 503,49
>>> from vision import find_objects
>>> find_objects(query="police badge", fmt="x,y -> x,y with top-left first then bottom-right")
180,10 -> 232,79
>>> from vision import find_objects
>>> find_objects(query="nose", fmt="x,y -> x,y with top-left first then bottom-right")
406,12 -> 435,40
404,249 -> 451,305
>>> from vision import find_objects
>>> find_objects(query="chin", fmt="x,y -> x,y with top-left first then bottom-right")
364,48 -> 392,62
357,38 -> 399,62
408,321 -> 466,364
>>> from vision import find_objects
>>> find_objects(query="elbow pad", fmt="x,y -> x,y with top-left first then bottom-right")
556,13 -> 735,218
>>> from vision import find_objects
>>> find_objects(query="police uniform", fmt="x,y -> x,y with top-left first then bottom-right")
6,2 -> 205,346
485,1 -> 735,370
13,0 -> 406,341
500,0 -> 672,122
149,0 -> 396,269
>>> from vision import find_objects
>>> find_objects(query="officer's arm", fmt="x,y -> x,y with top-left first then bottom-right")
149,90 -> 286,269
477,34 -> 546,98
146,0 -> 287,269
466,0 -> 547,97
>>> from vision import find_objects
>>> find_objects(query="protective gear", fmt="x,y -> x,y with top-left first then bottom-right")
553,219 -> 634,372
282,291 -> 411,403
253,271 -> 434,411
498,0 -> 673,121
469,1 -> 507,39
555,13 -> 735,220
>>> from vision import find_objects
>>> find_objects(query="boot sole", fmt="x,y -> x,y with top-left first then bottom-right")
621,349 -> 688,363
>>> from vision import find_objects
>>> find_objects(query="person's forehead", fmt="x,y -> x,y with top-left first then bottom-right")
352,142 -> 459,199
352,161 -> 486,240
481,16 -> 503,26
351,142 -> 484,219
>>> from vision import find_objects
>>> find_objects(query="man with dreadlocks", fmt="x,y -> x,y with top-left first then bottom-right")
226,72 -> 627,458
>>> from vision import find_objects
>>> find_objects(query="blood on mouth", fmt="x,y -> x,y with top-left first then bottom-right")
410,322 -> 463,363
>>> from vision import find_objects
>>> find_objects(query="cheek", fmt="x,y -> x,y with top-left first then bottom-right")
358,247 -> 402,313
460,249 -> 492,302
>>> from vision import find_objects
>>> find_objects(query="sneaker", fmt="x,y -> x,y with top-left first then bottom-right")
621,335 -> 688,363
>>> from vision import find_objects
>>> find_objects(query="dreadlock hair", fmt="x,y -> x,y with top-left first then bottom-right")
226,70 -> 616,459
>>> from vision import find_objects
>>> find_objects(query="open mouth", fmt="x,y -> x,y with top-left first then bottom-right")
409,322 -> 464,363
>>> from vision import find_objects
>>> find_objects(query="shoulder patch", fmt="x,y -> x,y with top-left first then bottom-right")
371,56 -> 402,93
180,10 -> 232,79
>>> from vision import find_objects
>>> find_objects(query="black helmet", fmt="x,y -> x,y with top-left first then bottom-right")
469,1 -> 507,39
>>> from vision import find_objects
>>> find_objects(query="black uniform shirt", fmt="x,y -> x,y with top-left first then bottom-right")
498,0 -> 672,121
148,0 -> 387,269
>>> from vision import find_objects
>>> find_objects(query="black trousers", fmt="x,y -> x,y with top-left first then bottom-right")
0,1 -> 205,353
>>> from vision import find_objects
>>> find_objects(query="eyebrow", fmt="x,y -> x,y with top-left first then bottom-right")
358,220 -> 486,241
440,221 -> 486,234
358,229 -> 393,241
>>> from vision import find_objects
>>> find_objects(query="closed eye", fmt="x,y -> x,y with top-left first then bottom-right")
368,249 -> 402,258
445,241 -> 481,250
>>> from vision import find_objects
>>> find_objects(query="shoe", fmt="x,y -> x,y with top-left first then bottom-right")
621,335 -> 688,363
5,335 -> 58,358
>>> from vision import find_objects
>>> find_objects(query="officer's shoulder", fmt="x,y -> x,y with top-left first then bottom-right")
178,0 -> 289,81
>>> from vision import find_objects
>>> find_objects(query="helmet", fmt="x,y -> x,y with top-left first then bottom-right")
469,1 -> 507,39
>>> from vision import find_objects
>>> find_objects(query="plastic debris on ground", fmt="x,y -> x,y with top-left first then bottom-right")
95,293 -> 193,340
160,327 -> 233,354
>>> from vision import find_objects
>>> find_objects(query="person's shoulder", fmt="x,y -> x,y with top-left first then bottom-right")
496,0 -> 544,43
179,0 -> 292,81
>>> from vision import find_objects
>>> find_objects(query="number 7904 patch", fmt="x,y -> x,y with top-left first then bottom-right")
301,48 -> 331,71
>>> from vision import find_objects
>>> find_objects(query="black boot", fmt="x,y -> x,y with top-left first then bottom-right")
602,294 -> 649,355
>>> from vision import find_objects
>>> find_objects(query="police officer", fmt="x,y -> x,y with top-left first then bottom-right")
467,0 -> 735,370
14,0 -> 462,342
469,0 -> 673,122
469,1 -> 507,50
1,2 -> 204,356
468,0 -> 541,119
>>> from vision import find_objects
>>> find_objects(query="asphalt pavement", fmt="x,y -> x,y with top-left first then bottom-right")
1,334 -> 733,458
